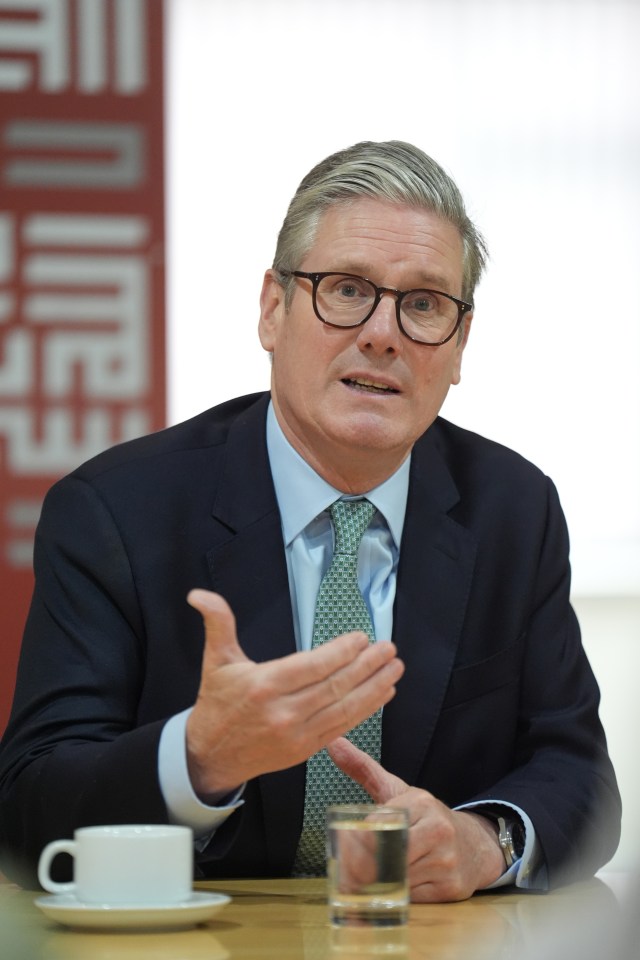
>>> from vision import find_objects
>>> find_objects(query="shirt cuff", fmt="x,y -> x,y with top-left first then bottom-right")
158,708 -> 245,840
455,799 -> 547,891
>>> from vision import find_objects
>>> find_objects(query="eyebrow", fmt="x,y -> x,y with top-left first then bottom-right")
329,262 -> 455,293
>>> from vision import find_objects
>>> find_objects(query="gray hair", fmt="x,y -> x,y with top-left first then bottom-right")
273,140 -> 488,305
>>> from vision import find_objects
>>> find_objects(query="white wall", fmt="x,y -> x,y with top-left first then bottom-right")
166,0 -> 640,597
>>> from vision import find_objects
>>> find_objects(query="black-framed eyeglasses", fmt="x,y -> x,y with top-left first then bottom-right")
279,270 -> 473,346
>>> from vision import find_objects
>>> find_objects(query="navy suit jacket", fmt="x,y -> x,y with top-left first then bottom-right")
0,392 -> 621,887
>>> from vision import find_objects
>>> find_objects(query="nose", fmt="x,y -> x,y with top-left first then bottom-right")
355,290 -> 402,354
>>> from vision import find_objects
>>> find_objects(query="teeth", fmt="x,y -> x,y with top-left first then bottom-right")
353,378 -> 392,390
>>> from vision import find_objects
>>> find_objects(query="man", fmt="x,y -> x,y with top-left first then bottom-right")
0,141 -> 621,901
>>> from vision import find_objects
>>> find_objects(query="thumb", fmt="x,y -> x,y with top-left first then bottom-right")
327,737 -> 409,804
187,589 -> 249,668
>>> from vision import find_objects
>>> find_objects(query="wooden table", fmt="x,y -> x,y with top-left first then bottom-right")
0,873 -> 636,959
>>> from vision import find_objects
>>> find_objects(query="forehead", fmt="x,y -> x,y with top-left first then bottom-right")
304,198 -> 464,289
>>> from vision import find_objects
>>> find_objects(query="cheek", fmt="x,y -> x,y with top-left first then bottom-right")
272,326 -> 320,397
417,351 -> 455,387
412,354 -> 461,414
283,320 -> 347,373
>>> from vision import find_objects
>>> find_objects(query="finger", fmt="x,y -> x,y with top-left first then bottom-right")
292,635 -> 402,704
259,632 -> 398,703
187,589 -> 249,667
309,657 -> 404,742
327,736 -> 409,803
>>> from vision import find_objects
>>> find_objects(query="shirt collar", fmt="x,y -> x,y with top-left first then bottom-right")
266,401 -> 410,549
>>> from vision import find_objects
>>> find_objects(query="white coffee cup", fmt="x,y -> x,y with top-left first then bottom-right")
37,824 -> 193,904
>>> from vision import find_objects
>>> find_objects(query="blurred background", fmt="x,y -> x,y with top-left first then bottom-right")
1,0 -> 638,873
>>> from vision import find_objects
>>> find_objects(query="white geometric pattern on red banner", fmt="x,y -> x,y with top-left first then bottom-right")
0,0 -> 165,732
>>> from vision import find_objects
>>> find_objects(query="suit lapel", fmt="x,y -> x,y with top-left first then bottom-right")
204,395 -> 304,872
382,424 -> 477,785
205,395 -> 292,661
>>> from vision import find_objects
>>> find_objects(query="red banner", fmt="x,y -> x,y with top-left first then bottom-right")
0,0 -> 166,732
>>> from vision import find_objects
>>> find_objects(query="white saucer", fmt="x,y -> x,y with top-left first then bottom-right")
34,890 -> 231,930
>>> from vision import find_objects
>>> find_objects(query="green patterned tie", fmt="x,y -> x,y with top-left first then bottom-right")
293,498 -> 381,876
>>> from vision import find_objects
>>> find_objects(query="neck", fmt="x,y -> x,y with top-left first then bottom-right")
271,403 -> 410,494
304,450 -> 406,495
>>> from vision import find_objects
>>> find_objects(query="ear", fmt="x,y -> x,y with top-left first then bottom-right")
258,269 -> 286,352
451,312 -> 472,385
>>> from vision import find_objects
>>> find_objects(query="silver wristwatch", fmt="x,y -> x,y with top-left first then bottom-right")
493,814 -> 525,868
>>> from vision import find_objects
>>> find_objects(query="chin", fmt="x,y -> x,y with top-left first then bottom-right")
331,418 -> 408,454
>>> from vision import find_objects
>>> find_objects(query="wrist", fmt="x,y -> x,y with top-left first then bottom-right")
185,710 -> 238,799
458,811 -> 507,887
476,811 -> 525,869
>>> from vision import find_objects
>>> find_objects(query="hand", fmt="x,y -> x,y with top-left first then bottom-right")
185,590 -> 405,798
327,737 -> 505,902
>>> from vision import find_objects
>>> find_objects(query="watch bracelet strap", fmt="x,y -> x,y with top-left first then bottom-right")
477,809 -> 526,868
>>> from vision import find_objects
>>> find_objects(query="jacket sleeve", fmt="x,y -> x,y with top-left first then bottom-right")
0,476 -> 171,886
467,478 -> 622,887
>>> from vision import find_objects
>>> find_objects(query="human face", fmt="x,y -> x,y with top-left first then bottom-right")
259,198 -> 472,491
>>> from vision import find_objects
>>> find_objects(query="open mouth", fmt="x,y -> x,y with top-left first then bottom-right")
342,377 -> 399,395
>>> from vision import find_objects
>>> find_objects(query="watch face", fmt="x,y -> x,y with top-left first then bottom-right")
512,820 -> 525,858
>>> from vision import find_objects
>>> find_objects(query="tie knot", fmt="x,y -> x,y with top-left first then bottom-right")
330,499 -> 375,556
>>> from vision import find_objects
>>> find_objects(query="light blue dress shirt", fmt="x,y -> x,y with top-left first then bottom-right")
266,402 -> 410,650
158,402 -> 542,887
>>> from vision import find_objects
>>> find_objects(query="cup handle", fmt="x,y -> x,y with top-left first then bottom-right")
37,840 -> 76,895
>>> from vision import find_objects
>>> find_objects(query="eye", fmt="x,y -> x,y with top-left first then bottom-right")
328,275 -> 371,300
406,291 -> 438,313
